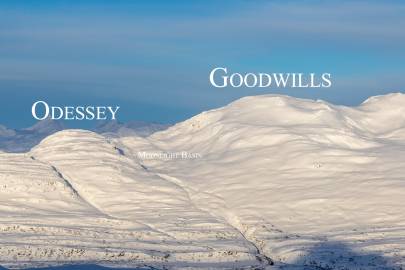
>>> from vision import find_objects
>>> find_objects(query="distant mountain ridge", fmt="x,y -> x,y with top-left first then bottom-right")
94,120 -> 170,137
0,119 -> 65,153
0,93 -> 404,269
0,119 -> 169,153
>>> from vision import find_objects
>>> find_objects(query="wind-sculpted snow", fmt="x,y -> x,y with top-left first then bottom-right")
0,153 -> 90,215
131,93 -> 405,269
26,130 -> 261,269
0,93 -> 405,269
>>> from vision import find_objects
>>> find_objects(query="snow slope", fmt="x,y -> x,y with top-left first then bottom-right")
2,130 -> 261,269
0,120 -> 168,153
94,120 -> 169,137
0,93 -> 405,269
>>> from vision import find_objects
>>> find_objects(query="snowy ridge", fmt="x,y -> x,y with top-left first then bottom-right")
27,130 -> 262,269
95,120 -> 169,137
0,119 -> 169,153
0,119 -> 65,153
0,93 -> 404,269
0,153 -> 88,215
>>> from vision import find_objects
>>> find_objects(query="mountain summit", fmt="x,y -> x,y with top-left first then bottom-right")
0,93 -> 404,269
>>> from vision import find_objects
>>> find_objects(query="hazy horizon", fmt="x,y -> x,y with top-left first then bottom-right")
1,0 -> 404,128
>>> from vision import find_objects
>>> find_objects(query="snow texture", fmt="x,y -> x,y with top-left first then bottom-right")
0,93 -> 404,269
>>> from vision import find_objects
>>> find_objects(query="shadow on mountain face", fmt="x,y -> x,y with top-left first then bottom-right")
284,241 -> 400,270
0,242 -> 400,270
14,242 -> 400,270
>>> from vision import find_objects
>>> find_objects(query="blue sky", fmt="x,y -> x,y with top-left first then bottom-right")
0,0 -> 404,128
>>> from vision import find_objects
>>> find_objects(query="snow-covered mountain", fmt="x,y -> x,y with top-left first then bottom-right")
23,118 -> 66,135
94,120 -> 169,137
0,119 -> 169,153
0,93 -> 404,269
0,119 -> 65,153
